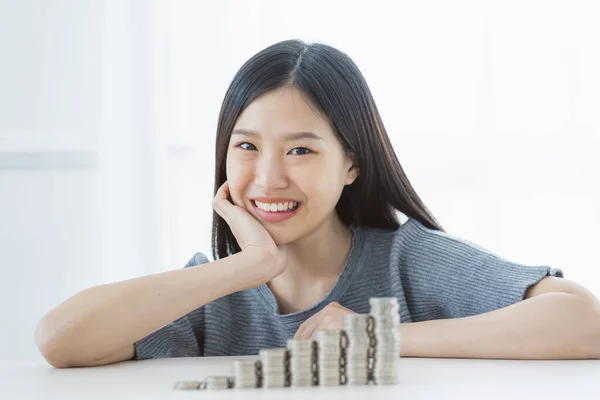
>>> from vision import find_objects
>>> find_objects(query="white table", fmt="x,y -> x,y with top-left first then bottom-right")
2,356 -> 599,399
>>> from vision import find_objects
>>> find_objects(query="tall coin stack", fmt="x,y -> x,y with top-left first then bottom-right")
287,339 -> 315,387
369,297 -> 401,385
316,329 -> 342,386
343,314 -> 370,385
259,348 -> 288,388
232,360 -> 258,388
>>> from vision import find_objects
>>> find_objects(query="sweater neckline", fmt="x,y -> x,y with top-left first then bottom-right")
255,223 -> 365,324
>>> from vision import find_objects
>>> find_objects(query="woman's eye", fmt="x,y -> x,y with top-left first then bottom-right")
236,142 -> 312,155
289,147 -> 311,155
238,142 -> 256,151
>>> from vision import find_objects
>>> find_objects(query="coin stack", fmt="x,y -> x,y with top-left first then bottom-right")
259,348 -> 288,388
204,376 -> 233,390
343,313 -> 370,385
232,360 -> 258,388
287,339 -> 314,387
173,381 -> 203,390
316,329 -> 342,386
369,297 -> 401,385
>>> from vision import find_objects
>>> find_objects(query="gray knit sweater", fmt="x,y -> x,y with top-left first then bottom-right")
134,218 -> 563,359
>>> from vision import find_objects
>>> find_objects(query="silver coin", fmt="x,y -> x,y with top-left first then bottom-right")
374,376 -> 400,385
291,381 -> 313,387
319,380 -> 341,386
260,347 -> 288,355
317,328 -> 342,336
262,382 -> 285,388
290,362 -> 312,368
318,341 -> 342,348
369,297 -> 399,306
371,313 -> 400,319
371,318 -> 401,326
347,377 -> 369,381
344,314 -> 370,327
375,340 -> 401,346
233,359 -> 256,367
291,376 -> 313,381
173,381 -> 203,390
318,354 -> 341,359
289,354 -> 312,360
346,337 -> 370,343
234,374 -> 256,379
290,359 -> 312,365
290,365 -> 312,370
290,369 -> 313,374
369,309 -> 399,315
346,380 -> 369,385
318,359 -> 341,364
288,343 -> 313,348
233,380 -> 257,389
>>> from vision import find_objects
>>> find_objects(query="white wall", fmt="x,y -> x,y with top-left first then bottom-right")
1,0 -> 598,363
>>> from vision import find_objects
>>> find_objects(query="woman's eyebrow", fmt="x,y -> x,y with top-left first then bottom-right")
231,129 -> 323,141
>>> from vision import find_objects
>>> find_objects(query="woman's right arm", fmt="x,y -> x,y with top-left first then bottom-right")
34,249 -> 274,368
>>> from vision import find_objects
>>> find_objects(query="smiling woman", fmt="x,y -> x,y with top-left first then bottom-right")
34,39 -> 600,368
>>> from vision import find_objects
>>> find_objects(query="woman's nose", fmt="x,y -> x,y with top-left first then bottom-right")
254,155 -> 286,189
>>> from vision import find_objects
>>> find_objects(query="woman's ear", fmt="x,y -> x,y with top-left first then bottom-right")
345,165 -> 359,185
344,153 -> 359,185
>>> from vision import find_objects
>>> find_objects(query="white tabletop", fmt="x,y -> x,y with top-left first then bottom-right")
2,356 -> 599,399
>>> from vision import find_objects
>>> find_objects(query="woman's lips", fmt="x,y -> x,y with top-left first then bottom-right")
251,200 -> 302,222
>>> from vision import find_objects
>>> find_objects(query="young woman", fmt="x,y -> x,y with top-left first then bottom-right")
35,40 -> 600,368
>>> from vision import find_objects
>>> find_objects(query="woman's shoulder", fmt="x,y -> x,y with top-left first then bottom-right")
352,217 -> 426,242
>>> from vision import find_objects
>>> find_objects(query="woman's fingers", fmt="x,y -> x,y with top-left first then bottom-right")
294,310 -> 326,340
212,181 -> 232,220
309,316 -> 335,340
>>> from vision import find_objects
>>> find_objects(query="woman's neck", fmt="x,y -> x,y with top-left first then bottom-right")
266,215 -> 354,314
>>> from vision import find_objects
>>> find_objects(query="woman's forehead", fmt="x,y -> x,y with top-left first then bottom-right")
233,87 -> 333,140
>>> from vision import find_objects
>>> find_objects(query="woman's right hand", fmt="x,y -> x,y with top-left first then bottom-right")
212,181 -> 288,281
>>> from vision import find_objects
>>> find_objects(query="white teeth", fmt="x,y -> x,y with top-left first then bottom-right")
254,200 -> 298,212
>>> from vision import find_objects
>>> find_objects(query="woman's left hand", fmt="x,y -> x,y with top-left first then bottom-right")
293,302 -> 356,340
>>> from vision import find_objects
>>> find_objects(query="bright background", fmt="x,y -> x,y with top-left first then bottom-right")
1,0 -> 598,362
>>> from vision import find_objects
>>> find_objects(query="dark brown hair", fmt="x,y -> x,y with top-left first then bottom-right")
212,39 -> 443,260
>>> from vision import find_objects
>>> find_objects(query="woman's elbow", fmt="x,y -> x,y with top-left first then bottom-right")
35,317 -> 73,368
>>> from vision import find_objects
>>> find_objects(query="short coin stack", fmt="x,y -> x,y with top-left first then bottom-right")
287,339 -> 314,387
316,329 -> 342,386
233,360 -> 258,388
259,348 -> 288,388
369,297 -> 401,385
204,376 -> 233,390
343,314 -> 370,385
173,381 -> 203,390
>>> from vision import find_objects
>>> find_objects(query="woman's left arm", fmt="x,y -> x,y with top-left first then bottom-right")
294,278 -> 600,359
401,277 -> 600,359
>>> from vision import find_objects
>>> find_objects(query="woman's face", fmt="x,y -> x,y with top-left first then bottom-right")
226,86 -> 358,244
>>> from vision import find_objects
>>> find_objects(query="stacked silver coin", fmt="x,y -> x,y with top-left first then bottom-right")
343,314 -> 370,385
259,348 -> 287,388
173,381 -> 203,390
316,329 -> 342,386
204,376 -> 233,390
232,360 -> 258,388
287,339 -> 314,387
369,297 -> 401,385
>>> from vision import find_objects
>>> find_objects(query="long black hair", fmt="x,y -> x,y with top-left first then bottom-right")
212,39 -> 443,261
